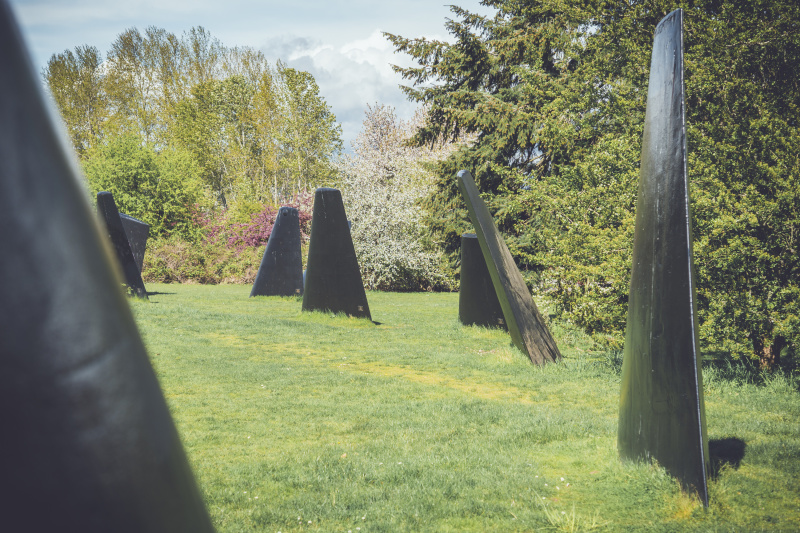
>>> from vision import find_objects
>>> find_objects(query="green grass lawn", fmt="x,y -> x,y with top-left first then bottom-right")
130,284 -> 800,532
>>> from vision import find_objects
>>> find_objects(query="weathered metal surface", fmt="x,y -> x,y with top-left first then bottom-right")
618,8 -> 709,506
97,192 -> 148,299
251,206 -> 304,297
459,233 -> 506,330
302,188 -> 371,319
457,170 -> 561,364
119,213 -> 150,273
0,1 -> 215,530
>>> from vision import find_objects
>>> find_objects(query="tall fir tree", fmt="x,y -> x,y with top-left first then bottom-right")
387,0 -> 799,366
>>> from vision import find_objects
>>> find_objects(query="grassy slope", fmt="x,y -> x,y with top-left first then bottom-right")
130,284 -> 800,532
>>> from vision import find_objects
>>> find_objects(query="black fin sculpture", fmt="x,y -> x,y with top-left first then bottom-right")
97,191 -> 148,299
457,170 -> 561,364
119,213 -> 150,273
302,188 -> 371,319
459,233 -> 506,330
618,9 -> 710,506
250,206 -> 304,297
0,2 -> 214,530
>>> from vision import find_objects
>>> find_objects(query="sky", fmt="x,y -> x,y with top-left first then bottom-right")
7,0 -> 495,150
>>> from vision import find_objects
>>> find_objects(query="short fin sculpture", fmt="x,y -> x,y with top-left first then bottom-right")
119,212 -> 150,273
97,191 -> 148,299
302,188 -> 371,319
251,206 -> 304,297
459,233 -> 506,330
0,1 -> 214,530
617,9 -> 710,506
457,170 -> 561,364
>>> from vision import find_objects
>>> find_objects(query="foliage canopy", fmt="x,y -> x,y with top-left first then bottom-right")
82,134 -> 207,238
338,104 -> 463,291
387,0 -> 800,365
45,27 -> 342,219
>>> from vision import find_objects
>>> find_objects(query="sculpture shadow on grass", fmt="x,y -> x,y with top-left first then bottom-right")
708,438 -> 746,477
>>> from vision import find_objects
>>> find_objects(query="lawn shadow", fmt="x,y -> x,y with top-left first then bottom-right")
147,291 -> 177,296
708,437 -> 746,478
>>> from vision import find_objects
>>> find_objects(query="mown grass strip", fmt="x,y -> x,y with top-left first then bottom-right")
131,284 -> 800,532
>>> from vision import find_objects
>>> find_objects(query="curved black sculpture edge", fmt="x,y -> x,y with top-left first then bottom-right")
302,188 -> 371,319
250,206 -> 304,297
97,191 -> 148,299
617,9 -> 710,506
456,170 -> 561,364
459,233 -> 507,330
119,212 -> 150,273
0,2 -> 214,530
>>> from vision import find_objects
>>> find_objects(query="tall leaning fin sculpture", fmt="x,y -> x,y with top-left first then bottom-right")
0,2 -> 215,531
618,9 -> 710,506
457,170 -> 561,364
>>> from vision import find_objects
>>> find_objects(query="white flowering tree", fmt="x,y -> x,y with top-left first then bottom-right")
338,104 -> 463,291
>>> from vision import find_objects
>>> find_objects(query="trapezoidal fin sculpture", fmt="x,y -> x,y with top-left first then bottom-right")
251,206 -> 304,297
459,233 -> 506,330
119,212 -> 150,273
97,191 -> 148,299
618,8 -> 710,506
0,2 -> 214,530
302,188 -> 371,319
457,170 -> 561,364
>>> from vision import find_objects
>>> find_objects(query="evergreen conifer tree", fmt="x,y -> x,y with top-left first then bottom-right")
387,0 -> 799,366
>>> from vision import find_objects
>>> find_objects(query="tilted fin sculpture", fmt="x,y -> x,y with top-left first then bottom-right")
119,212 -> 150,273
618,9 -> 710,506
302,188 -> 371,319
251,206 -> 304,297
0,2 -> 215,530
457,170 -> 561,364
459,233 -> 506,330
97,191 -> 149,299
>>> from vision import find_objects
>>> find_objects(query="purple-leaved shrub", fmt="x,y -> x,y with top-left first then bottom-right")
143,192 -> 313,284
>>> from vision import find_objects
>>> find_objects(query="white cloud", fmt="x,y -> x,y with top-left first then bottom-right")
8,0 -> 496,150
263,29 -> 437,151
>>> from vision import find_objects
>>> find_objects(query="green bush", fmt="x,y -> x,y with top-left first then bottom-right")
142,235 -> 262,284
82,133 -> 210,238
142,199 -> 313,284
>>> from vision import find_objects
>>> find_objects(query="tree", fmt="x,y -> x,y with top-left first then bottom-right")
173,80 -> 228,207
387,0 -> 800,365
43,45 -> 107,157
83,134 -> 209,238
47,26 -> 343,235
276,63 -> 342,193
337,104 -> 463,291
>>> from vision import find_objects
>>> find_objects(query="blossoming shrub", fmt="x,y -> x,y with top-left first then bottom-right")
338,105 -> 466,291
142,192 -> 313,284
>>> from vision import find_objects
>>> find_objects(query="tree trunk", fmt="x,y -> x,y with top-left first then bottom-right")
757,335 -> 785,370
